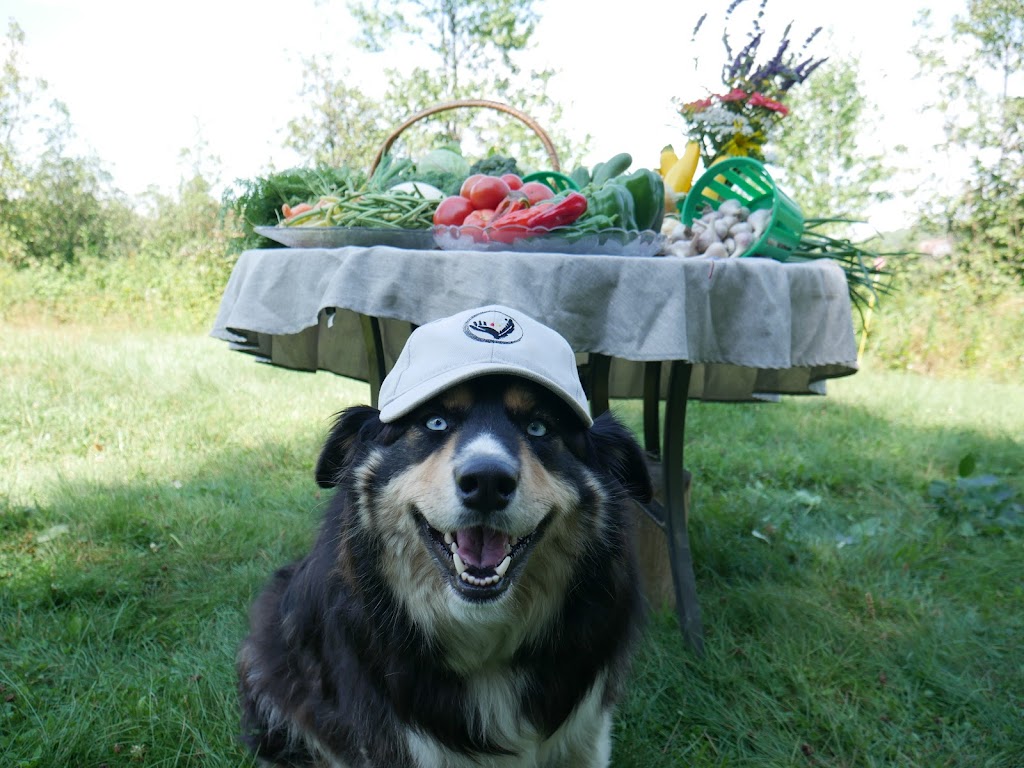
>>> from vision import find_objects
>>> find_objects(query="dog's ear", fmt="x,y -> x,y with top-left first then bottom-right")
315,405 -> 385,488
588,411 -> 654,503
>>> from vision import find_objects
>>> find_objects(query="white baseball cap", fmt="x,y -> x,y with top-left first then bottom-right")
377,305 -> 592,426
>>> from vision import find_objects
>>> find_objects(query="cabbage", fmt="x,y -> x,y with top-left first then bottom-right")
416,148 -> 470,179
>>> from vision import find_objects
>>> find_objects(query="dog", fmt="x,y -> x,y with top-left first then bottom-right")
237,305 -> 653,767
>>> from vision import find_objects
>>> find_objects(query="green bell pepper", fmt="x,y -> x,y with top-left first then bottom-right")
613,169 -> 665,233
586,183 -> 636,230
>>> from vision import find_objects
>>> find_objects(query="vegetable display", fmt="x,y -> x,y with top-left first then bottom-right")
568,153 -> 666,234
222,166 -> 365,250
485,192 -> 589,244
280,188 -> 440,229
661,198 -> 769,258
431,171 -> 586,244
228,143 -> 668,251
265,150 -> 472,230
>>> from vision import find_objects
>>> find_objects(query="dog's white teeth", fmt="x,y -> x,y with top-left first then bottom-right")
460,571 -> 501,587
444,531 -> 454,545
453,552 -> 467,575
449,542 -> 458,555
495,556 -> 511,577
510,536 -> 520,547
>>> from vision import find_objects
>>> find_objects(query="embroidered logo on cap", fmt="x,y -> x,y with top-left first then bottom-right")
463,309 -> 524,344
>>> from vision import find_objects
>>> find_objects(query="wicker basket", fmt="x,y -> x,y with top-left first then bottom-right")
369,99 -> 562,176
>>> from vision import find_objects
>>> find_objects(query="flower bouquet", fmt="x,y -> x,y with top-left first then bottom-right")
671,1 -> 901,313
677,0 -> 827,166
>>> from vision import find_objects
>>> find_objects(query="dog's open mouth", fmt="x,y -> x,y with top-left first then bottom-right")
416,513 -> 544,600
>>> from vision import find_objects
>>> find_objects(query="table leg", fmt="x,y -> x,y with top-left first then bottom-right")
582,353 -> 612,416
643,361 -> 662,456
359,314 -> 386,408
663,361 -> 704,654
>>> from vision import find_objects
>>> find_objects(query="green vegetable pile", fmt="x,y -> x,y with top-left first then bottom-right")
222,166 -> 364,250
567,153 -> 666,234
469,154 -> 523,178
791,218 -> 903,315
377,148 -> 473,196
281,188 -> 438,229
221,146 -> 667,253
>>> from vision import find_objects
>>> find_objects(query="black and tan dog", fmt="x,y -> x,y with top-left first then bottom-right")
237,306 -> 652,767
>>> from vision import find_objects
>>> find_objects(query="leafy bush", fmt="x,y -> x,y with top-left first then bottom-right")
861,247 -> 1024,381
0,173 -> 238,331
0,248 -> 235,331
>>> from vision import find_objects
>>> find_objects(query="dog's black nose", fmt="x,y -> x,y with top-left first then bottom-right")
456,457 -> 518,512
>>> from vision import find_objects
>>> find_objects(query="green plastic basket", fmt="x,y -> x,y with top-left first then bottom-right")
680,157 -> 804,261
522,170 -> 579,193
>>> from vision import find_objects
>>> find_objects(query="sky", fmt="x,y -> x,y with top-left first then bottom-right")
7,0 -> 966,230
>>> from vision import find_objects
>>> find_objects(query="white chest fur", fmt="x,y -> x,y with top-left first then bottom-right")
404,670 -> 613,768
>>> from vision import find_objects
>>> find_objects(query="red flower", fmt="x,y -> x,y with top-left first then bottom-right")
720,88 -> 748,102
748,92 -> 789,116
682,97 -> 713,112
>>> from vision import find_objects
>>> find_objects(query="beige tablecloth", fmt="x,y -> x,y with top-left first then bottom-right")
210,246 -> 858,401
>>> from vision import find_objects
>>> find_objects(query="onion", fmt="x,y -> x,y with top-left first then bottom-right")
388,181 -> 445,200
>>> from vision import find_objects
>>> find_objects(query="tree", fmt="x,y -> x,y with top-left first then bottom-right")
1,20 -> 137,267
351,0 -> 540,93
912,0 -> 1024,282
287,0 -> 586,172
1,21 -> 34,264
771,57 -> 897,223
283,55 -> 392,170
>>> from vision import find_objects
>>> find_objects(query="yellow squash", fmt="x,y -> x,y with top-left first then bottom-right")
658,145 -> 679,177
664,141 -> 701,193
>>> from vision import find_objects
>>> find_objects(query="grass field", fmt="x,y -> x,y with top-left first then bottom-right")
2,323 -> 1022,767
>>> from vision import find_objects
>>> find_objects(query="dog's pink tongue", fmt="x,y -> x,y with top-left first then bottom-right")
456,526 -> 509,569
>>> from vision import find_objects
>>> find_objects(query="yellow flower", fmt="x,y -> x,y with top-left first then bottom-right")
718,132 -> 765,158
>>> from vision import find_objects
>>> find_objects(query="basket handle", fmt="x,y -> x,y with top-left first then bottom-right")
369,99 -> 561,175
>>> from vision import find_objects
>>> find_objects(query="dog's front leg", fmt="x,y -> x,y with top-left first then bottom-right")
538,706 -> 614,768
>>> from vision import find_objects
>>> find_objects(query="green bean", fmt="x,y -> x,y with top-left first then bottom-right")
280,189 -> 437,230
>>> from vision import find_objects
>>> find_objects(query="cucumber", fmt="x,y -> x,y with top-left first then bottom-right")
590,152 -> 632,187
569,165 -> 591,188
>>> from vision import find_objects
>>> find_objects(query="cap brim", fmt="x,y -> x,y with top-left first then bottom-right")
377,363 -> 594,427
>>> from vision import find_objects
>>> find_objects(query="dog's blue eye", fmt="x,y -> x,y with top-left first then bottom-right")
526,420 -> 548,437
426,416 -> 448,432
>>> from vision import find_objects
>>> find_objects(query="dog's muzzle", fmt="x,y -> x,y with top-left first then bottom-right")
417,454 -> 545,601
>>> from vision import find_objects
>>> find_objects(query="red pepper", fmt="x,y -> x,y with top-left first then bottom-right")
491,192 -> 530,219
486,191 -> 588,244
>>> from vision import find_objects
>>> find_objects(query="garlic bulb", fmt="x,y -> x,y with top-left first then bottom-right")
661,202 -> 771,258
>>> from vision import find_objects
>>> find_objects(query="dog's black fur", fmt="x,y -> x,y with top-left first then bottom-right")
237,375 -> 652,767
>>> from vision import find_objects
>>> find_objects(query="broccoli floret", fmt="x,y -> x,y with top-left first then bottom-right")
469,155 -> 522,177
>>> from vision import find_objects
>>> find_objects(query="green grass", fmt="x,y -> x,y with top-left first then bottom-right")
2,324 -> 1022,767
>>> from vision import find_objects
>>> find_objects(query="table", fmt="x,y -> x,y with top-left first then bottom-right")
211,245 -> 859,653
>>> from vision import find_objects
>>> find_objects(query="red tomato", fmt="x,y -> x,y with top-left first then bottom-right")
500,173 -> 524,190
520,181 -> 555,205
433,196 -> 475,227
466,176 -> 511,211
459,174 -> 487,199
463,208 -> 496,228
